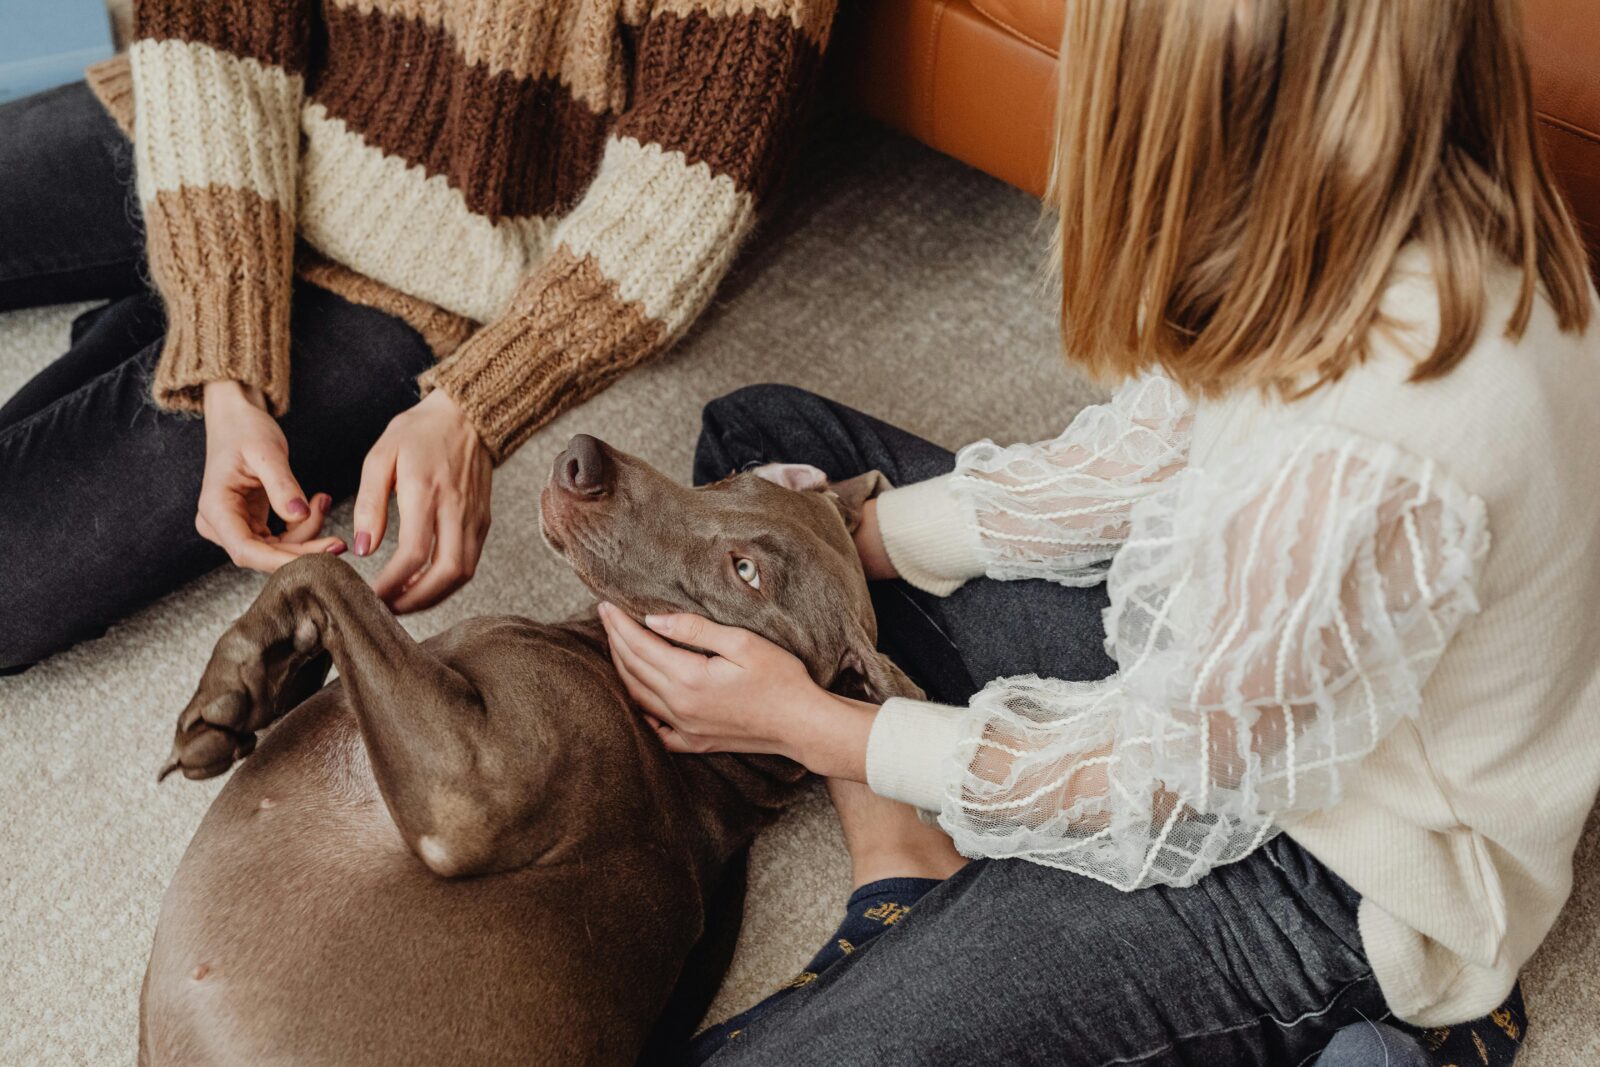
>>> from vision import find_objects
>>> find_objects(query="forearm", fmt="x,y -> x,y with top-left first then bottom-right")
422,120 -> 763,460
785,689 -> 879,783
425,0 -> 837,461
202,379 -> 268,414
873,374 -> 1193,597
853,499 -> 899,581
420,232 -> 701,463
131,0 -> 309,413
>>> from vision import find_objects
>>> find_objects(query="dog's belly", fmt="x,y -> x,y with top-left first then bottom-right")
140,690 -> 701,1067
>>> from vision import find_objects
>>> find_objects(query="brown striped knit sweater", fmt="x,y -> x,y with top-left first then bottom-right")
86,0 -> 834,461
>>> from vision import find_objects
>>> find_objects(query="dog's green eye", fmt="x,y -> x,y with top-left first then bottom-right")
734,557 -> 761,590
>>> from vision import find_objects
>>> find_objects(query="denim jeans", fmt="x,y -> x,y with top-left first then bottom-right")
0,82 -> 436,671
686,384 -> 1526,1067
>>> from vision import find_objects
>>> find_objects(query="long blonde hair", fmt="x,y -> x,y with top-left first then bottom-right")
1050,0 -> 1592,398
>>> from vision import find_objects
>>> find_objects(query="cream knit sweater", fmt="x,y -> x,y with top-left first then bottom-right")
868,247 -> 1600,1027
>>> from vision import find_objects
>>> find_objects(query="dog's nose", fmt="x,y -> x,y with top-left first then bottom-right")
555,434 -> 610,497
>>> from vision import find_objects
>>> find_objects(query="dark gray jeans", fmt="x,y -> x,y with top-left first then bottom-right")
689,385 -> 1523,1066
0,82 -> 435,671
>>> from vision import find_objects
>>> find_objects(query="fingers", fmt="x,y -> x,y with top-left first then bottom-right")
248,443 -> 312,525
200,500 -> 301,572
600,603 -> 733,757
612,651 -> 698,754
605,611 -> 679,706
388,502 -> 475,614
285,536 -> 348,556
278,493 -> 334,546
641,710 -> 694,754
372,477 -> 433,606
198,488 -> 346,571
601,604 -> 712,681
609,641 -> 670,717
353,443 -> 397,558
643,612 -> 755,664
653,722 -> 695,753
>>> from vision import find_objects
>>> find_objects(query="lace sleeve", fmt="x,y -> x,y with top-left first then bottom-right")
950,372 -> 1191,586
936,426 -> 1489,889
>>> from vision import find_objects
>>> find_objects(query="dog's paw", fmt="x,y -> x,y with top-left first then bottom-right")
156,619 -> 330,783
158,686 -> 259,782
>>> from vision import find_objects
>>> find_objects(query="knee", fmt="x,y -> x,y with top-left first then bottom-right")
700,383 -> 820,427
0,81 -> 118,168
697,384 -> 829,452
0,596 -> 91,674
695,384 -> 823,484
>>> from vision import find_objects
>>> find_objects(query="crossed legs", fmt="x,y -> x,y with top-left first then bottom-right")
685,385 -> 1526,1067
0,83 -> 437,672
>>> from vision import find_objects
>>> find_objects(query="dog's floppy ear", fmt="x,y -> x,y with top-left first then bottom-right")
831,624 -> 924,703
826,471 -> 891,535
750,464 -> 891,535
750,462 -> 829,492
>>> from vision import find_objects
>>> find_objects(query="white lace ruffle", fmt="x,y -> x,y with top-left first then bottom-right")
938,426 -> 1490,890
949,373 -> 1192,586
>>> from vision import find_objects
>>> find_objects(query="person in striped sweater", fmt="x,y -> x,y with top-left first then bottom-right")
0,0 -> 833,670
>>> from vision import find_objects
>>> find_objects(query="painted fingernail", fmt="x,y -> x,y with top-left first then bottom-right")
315,494 -> 331,510
324,542 -> 346,556
287,498 -> 310,519
354,532 -> 371,556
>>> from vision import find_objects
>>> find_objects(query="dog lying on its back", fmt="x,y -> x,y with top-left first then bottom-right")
142,434 -> 918,1067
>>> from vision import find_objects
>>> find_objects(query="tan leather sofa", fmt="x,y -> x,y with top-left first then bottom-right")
843,0 -> 1600,272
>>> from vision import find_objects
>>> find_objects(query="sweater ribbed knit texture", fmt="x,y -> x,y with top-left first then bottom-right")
96,0 -> 834,458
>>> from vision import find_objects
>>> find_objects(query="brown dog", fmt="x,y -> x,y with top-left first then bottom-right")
141,435 -> 917,1066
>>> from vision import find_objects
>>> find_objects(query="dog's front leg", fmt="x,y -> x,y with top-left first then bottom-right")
162,554 -> 479,778
163,555 -> 563,876
162,555 -> 544,872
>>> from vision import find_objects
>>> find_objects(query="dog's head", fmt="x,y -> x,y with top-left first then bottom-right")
539,435 -> 918,702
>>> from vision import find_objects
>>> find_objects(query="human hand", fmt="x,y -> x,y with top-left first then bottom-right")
353,388 -> 492,613
853,497 -> 898,581
198,381 -> 344,572
597,603 -> 877,779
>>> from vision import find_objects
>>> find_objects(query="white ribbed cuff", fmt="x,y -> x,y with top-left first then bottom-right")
866,696 -> 968,812
876,474 -> 985,597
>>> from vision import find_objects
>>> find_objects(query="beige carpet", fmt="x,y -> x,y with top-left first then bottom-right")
1,122 -> 1594,1065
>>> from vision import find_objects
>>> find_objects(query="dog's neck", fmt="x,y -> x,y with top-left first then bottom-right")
680,750 -> 812,863
559,611 -> 824,872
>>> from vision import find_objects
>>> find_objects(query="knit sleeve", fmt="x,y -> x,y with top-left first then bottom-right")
130,0 -> 311,415
420,0 -> 837,462
867,427 -> 1489,889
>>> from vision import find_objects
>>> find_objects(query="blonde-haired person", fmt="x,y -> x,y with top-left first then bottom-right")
598,1 -> 1600,1064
